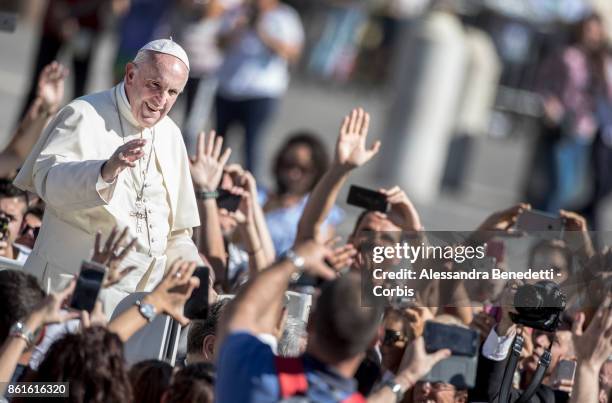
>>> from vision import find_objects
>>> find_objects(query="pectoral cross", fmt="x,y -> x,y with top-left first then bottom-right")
130,199 -> 147,233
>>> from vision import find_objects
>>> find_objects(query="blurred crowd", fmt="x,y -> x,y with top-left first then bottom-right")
1,0 -> 612,403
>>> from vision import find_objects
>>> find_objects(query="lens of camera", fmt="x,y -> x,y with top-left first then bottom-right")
514,284 -> 543,309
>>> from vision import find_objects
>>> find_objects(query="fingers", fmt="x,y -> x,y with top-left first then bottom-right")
572,312 -> 585,336
113,226 -> 130,251
340,115 -> 350,135
103,226 -> 118,254
94,230 -> 101,254
196,131 -> 206,160
117,265 -> 138,280
360,111 -> 370,136
218,147 -> 232,167
325,236 -> 342,248
212,131 -> 223,159
175,313 -> 191,327
206,130 -> 215,156
58,278 -> 77,304
80,310 -> 91,328
431,348 -> 452,363
367,140 -> 381,158
348,108 -> 358,134
117,237 -> 137,260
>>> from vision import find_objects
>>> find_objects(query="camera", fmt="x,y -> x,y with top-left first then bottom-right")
510,280 -> 566,332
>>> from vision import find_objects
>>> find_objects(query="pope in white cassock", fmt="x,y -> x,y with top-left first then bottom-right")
14,39 -> 204,314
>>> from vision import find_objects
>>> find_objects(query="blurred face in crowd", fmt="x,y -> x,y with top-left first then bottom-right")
256,0 -> 278,11
524,330 -> 573,376
412,381 -> 466,403
530,246 -> 571,285
0,196 -> 27,246
581,17 -> 606,51
276,144 -> 317,196
124,51 -> 188,128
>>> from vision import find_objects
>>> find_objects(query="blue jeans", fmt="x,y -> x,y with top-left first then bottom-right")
214,95 -> 278,175
546,137 -> 592,212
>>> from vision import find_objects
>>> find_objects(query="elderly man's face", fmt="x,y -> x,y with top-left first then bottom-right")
124,52 -> 188,128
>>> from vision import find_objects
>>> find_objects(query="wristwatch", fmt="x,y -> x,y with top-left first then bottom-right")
382,379 -> 405,403
135,300 -> 157,323
10,321 -> 35,347
283,248 -> 305,282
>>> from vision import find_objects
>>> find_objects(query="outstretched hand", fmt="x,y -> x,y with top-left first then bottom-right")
36,61 -> 68,114
92,226 -> 138,288
190,131 -> 232,192
101,139 -> 147,182
333,108 -> 380,172
145,259 -> 200,326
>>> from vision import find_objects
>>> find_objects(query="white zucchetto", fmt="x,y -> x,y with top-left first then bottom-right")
139,38 -> 190,70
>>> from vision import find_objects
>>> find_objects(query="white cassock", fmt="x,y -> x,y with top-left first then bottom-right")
14,82 -> 203,314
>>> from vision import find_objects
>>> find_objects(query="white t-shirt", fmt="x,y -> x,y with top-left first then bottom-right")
217,4 -> 304,99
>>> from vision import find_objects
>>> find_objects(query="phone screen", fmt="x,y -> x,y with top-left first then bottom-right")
184,266 -> 210,320
346,185 -> 389,213
424,321 -> 480,357
69,261 -> 106,312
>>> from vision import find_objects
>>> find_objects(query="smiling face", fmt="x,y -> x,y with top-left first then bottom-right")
124,51 -> 188,128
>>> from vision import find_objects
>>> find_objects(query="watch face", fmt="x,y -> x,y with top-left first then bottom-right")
140,303 -> 155,320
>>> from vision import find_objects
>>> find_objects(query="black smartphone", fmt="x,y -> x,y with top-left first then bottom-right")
424,321 -> 480,357
184,266 -> 210,320
216,189 -> 242,212
346,185 -> 389,213
69,261 -> 106,312
515,209 -> 565,233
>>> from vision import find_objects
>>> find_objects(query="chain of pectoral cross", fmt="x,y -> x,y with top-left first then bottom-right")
129,130 -> 155,234
115,89 -> 156,236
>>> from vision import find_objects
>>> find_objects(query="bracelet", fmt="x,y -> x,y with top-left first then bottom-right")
9,321 -> 35,348
195,189 -> 219,200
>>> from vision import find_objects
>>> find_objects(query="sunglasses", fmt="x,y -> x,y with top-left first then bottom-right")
383,329 -> 409,346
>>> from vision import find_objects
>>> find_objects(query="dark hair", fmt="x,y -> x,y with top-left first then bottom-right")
164,362 -> 215,403
0,179 -> 27,201
32,326 -> 132,403
273,132 -> 329,193
572,14 -> 609,89
0,270 -> 45,343
187,299 -> 229,355
129,359 -> 172,403
311,273 -> 383,362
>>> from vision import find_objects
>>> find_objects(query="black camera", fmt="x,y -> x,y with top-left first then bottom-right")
510,280 -> 566,332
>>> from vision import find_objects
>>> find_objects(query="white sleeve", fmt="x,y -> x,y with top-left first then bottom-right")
481,326 -> 516,361
32,106 -> 119,210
